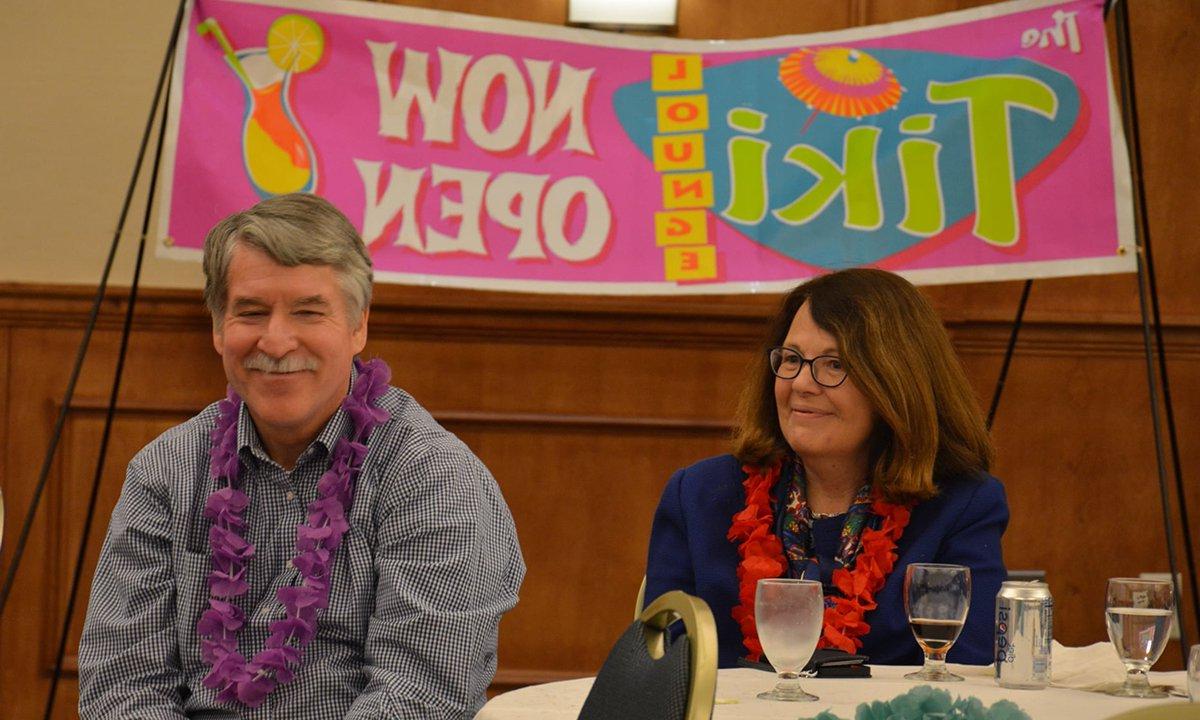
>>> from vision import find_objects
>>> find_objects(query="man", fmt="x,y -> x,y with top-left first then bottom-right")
79,193 -> 525,718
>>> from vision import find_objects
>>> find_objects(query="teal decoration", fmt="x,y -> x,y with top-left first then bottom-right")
795,685 -> 1032,720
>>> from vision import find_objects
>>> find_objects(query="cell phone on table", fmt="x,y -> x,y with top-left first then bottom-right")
737,648 -> 871,677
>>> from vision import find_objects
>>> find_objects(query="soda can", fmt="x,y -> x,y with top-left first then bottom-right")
994,580 -> 1053,688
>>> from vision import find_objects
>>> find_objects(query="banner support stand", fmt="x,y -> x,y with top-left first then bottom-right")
1110,0 -> 1197,662
985,279 -> 1033,430
0,0 -> 187,716
981,0 -> 1193,664
989,0 -> 1194,663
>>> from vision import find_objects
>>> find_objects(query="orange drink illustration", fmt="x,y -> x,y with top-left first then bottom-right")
198,15 -> 324,197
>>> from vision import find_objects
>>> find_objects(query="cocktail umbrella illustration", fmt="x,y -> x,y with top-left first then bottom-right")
198,15 -> 325,197
779,47 -> 903,133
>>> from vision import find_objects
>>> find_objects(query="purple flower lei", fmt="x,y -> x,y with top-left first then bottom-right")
196,357 -> 391,707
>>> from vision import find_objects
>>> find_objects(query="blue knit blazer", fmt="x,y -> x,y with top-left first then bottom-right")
644,454 -> 1009,668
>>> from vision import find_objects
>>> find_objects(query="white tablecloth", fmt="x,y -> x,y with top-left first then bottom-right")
477,665 -> 1191,719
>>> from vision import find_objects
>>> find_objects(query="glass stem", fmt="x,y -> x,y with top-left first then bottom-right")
776,671 -> 800,691
925,652 -> 948,674
1124,667 -> 1151,692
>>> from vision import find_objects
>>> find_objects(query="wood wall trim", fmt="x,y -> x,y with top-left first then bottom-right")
490,668 -> 591,693
62,398 -> 735,435
4,283 -> 1199,354
5,659 -> 585,691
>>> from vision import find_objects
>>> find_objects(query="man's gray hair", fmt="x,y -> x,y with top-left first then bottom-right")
202,193 -> 373,323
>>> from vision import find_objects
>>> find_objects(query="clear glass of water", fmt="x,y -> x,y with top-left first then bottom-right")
1188,644 -> 1200,702
903,563 -> 971,682
1104,577 -> 1175,698
755,578 -> 823,702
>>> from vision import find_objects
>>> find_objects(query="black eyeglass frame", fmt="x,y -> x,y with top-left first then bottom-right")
767,346 -> 850,388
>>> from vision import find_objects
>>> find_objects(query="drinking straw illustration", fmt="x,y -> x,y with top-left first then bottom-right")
198,18 -> 251,86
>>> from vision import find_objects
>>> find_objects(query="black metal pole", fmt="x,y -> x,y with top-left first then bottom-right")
0,0 -> 189,621
42,10 -> 183,714
986,280 -> 1032,431
1113,0 -> 1196,662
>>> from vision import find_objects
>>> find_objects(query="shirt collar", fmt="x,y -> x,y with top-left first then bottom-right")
236,363 -> 358,470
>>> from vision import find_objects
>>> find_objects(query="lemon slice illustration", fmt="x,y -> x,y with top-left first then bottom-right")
267,14 -> 325,73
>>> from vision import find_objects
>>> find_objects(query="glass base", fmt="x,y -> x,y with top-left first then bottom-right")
1105,683 -> 1169,698
904,667 -> 965,682
758,674 -> 818,702
1106,669 -> 1170,698
757,687 -> 818,702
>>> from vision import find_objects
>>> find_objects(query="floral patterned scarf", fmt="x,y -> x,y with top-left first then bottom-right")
777,457 -> 877,583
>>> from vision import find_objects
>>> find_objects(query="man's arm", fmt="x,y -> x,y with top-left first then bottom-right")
345,451 -> 525,720
78,460 -> 187,719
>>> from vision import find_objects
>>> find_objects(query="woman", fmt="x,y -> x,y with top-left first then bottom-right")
645,268 -> 1008,668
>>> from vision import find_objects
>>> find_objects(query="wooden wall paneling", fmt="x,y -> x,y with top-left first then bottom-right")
676,1 -> 856,39
2,325 -> 91,717
862,0 -> 990,25
367,334 -> 757,420
1,299 -> 1197,712
51,407 -> 199,712
385,0 -> 858,38
0,324 -> 9,563
365,315 -> 767,685
0,321 -> 10,707
0,318 -> 222,717
451,424 -> 732,677
1124,0 -> 1200,320
956,322 -> 1200,662
383,0 -> 565,25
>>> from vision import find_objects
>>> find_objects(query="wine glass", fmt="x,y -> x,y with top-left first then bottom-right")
903,563 -> 971,682
1105,577 -> 1175,698
755,578 -> 823,702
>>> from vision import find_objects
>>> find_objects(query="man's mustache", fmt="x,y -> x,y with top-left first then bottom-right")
242,353 -> 319,373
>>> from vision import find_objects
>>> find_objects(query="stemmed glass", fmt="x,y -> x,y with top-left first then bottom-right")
903,563 -> 971,682
1105,578 -> 1175,698
755,578 -> 823,702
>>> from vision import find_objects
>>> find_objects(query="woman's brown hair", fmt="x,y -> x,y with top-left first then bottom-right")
731,268 -> 993,502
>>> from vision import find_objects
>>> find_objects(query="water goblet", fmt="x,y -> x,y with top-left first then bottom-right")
754,578 -> 823,702
903,563 -> 971,682
1105,577 -> 1175,698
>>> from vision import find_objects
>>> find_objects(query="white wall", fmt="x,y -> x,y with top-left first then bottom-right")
0,0 -> 202,289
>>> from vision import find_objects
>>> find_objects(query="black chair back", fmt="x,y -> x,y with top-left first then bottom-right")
577,590 -> 717,720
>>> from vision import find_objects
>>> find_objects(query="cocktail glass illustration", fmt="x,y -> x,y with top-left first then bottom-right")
198,15 -> 325,197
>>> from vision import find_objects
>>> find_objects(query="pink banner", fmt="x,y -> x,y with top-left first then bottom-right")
158,0 -> 1134,294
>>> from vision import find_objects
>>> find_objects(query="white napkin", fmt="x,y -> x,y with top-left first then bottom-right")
945,661 -> 994,678
1049,640 -> 1128,691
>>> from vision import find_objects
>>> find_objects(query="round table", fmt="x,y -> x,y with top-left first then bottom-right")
478,665 -> 1192,719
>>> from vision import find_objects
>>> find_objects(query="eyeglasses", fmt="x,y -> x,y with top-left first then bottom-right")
768,347 -> 849,388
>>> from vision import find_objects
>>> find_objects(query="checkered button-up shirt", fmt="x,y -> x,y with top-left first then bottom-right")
78,381 -> 525,719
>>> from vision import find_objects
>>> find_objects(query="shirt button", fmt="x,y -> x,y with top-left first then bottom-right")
286,491 -> 296,502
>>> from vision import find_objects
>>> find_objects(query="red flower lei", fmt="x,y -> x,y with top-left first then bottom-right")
726,461 -> 911,660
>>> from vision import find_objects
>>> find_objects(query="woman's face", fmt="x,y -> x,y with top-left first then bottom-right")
774,301 -> 878,468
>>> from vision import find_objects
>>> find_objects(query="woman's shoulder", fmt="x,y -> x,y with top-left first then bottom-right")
921,470 -> 1009,528
665,454 -> 748,508
935,470 -> 1006,504
675,454 -> 744,481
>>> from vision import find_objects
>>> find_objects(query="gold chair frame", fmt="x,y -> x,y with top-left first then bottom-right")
637,590 -> 718,720
634,575 -> 646,619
